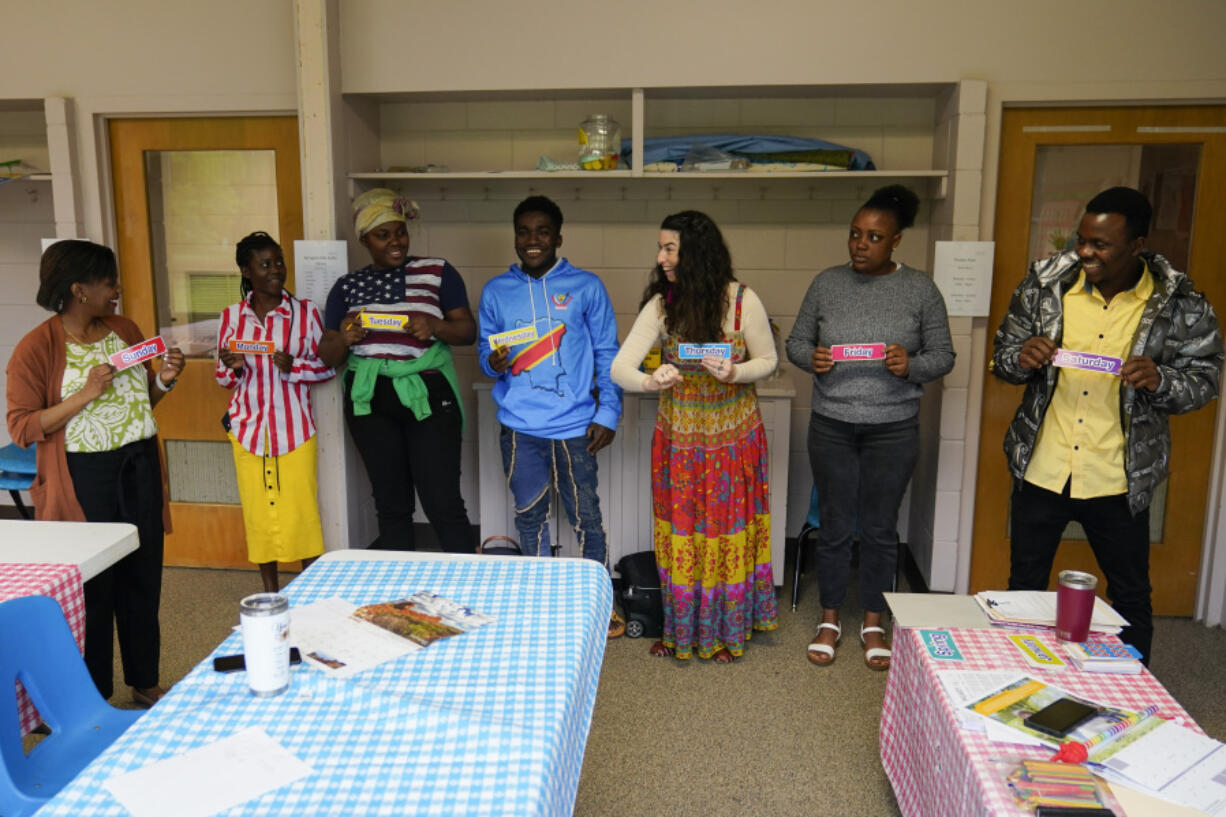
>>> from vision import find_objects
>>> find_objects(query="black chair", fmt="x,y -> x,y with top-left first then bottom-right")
791,485 -> 820,612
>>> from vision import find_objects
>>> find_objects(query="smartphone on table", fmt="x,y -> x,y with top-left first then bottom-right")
212,647 -> 302,673
1025,697 -> 1098,738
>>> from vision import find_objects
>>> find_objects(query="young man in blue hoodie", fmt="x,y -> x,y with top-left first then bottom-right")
479,196 -> 623,631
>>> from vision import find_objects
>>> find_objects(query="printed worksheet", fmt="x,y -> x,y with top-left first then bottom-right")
1094,718 -> 1226,813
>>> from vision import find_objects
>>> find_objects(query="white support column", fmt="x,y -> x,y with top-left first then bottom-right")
43,97 -> 82,239
911,78 -> 988,593
294,0 -> 357,551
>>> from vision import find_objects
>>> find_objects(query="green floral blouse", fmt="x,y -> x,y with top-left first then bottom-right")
61,332 -> 158,453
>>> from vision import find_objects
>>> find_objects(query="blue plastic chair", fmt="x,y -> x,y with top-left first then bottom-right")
0,443 -> 36,520
0,595 -> 142,816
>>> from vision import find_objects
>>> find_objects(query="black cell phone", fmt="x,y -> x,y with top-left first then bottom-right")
212,647 -> 301,673
1026,697 -> 1098,738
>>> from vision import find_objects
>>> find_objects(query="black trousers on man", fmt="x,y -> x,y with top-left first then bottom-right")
1009,479 -> 1153,663
343,371 -> 474,553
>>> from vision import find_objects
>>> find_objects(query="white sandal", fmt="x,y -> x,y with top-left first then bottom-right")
860,625 -> 891,671
806,621 -> 842,666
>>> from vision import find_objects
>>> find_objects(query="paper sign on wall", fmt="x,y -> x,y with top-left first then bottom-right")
293,240 -> 348,305
41,237 -> 83,253
933,241 -> 995,317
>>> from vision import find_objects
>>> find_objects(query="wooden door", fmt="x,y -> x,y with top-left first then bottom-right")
109,116 -> 302,567
971,105 -> 1226,615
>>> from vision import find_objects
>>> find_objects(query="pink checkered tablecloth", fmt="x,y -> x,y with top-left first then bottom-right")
880,625 -> 1197,817
0,562 -> 86,735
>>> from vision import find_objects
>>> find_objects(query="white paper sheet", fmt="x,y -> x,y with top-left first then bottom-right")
103,726 -> 312,817
933,241 -> 995,317
291,596 -> 421,678
293,240 -> 348,305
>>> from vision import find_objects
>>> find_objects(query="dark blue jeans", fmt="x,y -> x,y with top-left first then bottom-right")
807,412 -> 919,613
498,426 -> 607,564
1009,479 -> 1153,663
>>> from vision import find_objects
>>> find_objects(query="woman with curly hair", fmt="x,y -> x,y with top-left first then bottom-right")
611,211 -> 779,662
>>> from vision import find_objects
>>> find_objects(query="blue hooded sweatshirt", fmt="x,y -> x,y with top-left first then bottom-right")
478,258 -> 622,439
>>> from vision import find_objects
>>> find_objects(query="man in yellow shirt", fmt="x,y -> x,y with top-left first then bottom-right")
991,187 -> 1222,663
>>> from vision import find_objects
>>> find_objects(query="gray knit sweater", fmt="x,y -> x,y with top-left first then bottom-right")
785,263 -> 954,424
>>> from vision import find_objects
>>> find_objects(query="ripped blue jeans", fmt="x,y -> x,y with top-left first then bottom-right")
498,426 -> 607,565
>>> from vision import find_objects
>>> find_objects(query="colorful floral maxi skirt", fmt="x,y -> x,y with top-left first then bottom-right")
652,354 -> 777,659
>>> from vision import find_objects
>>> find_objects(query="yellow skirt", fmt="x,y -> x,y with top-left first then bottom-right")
230,434 -> 326,565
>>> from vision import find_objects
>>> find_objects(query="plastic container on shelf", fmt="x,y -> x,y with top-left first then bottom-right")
578,114 -> 621,170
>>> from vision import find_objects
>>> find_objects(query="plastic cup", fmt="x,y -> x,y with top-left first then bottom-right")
1055,570 -> 1097,642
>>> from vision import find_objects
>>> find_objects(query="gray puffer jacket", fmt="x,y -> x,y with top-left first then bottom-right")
991,250 -> 1222,515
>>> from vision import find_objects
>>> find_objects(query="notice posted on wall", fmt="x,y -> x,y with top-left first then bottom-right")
293,240 -> 349,306
933,241 -> 995,317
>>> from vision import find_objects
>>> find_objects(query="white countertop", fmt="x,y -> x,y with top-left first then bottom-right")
0,520 -> 139,580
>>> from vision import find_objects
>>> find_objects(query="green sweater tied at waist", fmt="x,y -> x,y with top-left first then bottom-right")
348,341 -> 465,431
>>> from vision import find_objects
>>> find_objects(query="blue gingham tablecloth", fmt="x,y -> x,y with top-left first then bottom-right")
38,552 -> 613,816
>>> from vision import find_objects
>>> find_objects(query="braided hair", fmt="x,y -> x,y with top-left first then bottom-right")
234,231 -> 282,300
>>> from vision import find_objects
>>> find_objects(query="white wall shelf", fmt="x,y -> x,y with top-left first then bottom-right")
349,169 -> 947,182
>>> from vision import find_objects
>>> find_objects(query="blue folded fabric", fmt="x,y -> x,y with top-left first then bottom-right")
624,133 -> 875,170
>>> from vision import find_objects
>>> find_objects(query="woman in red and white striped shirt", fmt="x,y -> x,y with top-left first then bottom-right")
216,232 -> 335,591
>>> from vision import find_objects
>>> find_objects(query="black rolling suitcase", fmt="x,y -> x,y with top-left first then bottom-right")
615,551 -> 663,639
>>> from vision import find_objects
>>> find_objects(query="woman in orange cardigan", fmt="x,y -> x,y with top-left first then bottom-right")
6,240 -> 183,707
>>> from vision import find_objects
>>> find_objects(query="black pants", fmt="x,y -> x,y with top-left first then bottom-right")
1009,479 -> 1153,663
66,437 -> 164,698
344,371 -> 474,553
807,412 -> 919,614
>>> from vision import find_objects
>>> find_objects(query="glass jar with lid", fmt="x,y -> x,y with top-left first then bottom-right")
578,114 -> 621,171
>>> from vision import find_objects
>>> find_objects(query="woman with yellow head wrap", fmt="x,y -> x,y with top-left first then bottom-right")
319,189 -> 477,552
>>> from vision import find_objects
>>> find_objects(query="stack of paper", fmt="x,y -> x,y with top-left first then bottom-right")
974,590 -> 1128,635
1066,641 -> 1144,675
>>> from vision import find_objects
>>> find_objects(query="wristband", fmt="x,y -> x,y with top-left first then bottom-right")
154,375 -> 177,392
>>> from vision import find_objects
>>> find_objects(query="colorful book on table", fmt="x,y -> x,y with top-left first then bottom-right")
352,592 -> 496,647
1066,641 -> 1144,675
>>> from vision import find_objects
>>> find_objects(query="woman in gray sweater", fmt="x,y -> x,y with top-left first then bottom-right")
785,185 -> 953,671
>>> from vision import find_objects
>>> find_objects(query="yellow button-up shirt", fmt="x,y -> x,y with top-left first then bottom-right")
1025,264 -> 1152,498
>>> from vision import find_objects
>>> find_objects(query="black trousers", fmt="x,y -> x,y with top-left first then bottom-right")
66,436 -> 164,698
344,371 -> 474,553
807,412 -> 919,614
1009,479 -> 1153,663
